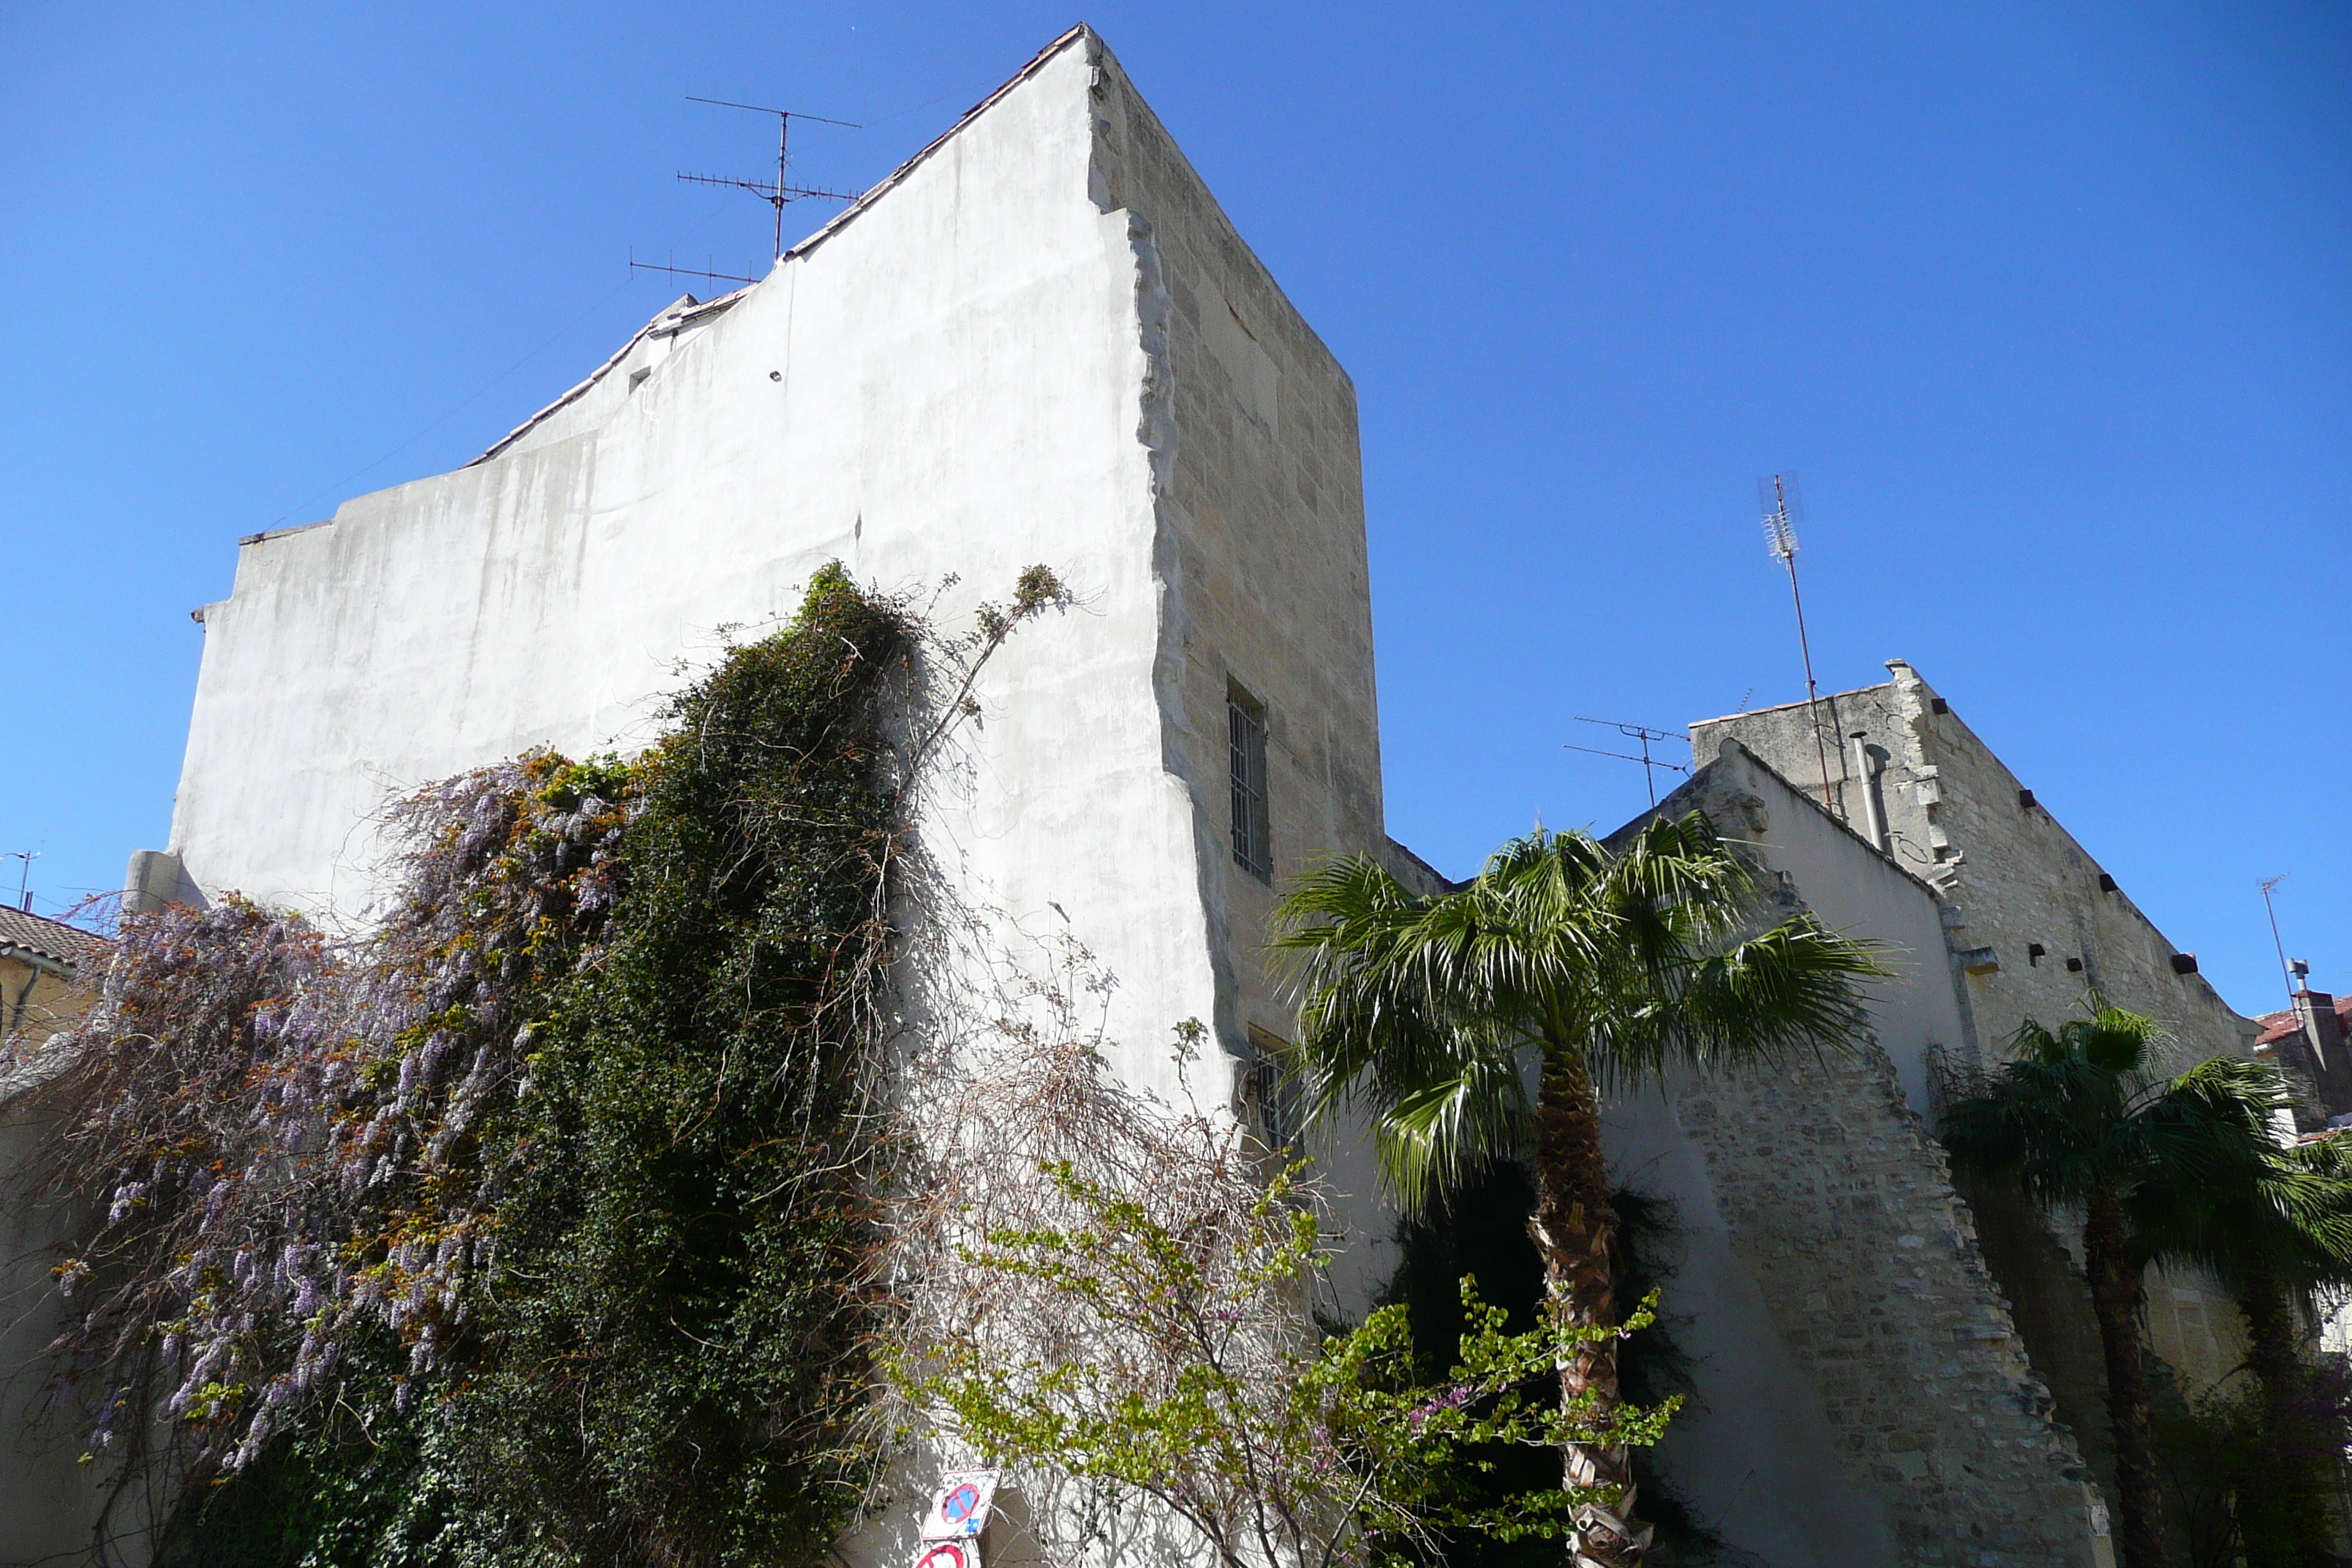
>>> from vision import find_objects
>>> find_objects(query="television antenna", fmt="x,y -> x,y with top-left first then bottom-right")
678,97 -> 861,260
627,248 -> 764,290
1564,717 -> 1689,810
3,848 -> 37,913
2260,875 -> 2295,1005
1760,473 -> 1839,819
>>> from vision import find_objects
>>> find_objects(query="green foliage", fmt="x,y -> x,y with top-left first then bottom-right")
154,1330 -> 516,1568
895,1156 -> 1673,1568
1270,815 -> 1886,1209
2150,1359 -> 2352,1568
1942,1004 -> 2352,1567
156,563 -> 933,1567
1270,818 -> 1881,1562
1383,1167 -> 1741,1568
1941,1008 -> 2291,1233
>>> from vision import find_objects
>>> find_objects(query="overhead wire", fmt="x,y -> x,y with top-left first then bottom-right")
265,195 -> 745,528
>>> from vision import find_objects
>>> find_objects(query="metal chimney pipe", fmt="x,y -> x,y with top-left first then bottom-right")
1849,731 -> 1890,853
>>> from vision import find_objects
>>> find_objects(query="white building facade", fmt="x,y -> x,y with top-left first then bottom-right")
7,29 -> 2122,1567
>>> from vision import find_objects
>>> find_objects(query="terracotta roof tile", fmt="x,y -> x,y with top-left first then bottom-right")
2255,994 -> 2352,1047
0,906 -> 110,971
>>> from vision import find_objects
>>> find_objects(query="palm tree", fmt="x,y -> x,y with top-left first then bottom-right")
2144,1109 -> 2352,1563
1940,1007 -> 2290,1568
1271,815 -> 1883,1568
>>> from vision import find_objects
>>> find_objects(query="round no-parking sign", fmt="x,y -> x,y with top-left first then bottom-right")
919,1469 -> 1000,1540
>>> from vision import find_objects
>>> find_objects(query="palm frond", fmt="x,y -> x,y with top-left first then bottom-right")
2127,1063 -> 2352,1289
1270,823 -> 1883,1205
1942,1012 -> 2352,1297
1942,1049 -> 2133,1207
2074,1006 -> 2160,1077
1580,916 -> 1883,1094
1370,1046 -> 1537,1208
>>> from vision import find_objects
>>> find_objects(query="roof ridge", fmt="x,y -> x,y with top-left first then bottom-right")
1691,679 -> 1899,728
459,26 -> 1096,475
0,904 -> 111,970
777,24 -> 1093,270
467,291 -> 735,469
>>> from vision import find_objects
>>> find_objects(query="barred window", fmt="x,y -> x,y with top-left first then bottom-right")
1229,685 -> 1271,880
1243,1026 -> 1300,1157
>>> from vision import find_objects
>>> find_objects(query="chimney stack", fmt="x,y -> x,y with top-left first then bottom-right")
2293,988 -> 2352,1117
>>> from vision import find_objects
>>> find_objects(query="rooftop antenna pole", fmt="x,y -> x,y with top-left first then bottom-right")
1566,717 -> 1690,811
4,848 -> 37,913
772,110 -> 788,257
1760,473 -> 1839,818
679,97 -> 862,261
2260,875 -> 2294,1003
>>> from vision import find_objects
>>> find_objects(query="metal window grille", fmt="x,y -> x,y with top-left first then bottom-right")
1229,690 -> 1271,879
1243,1028 -> 1300,1156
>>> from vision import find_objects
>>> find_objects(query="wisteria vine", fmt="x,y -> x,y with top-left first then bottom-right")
14,561 -> 1067,1567
39,752 -> 624,1476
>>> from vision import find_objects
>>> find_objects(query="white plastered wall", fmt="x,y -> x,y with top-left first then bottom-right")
169,34 -> 1230,1105
12,32 -> 1407,1563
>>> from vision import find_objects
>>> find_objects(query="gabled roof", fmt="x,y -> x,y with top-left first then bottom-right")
1612,739 -> 1945,902
0,905 -> 110,972
464,25 -> 1097,472
468,292 -> 742,467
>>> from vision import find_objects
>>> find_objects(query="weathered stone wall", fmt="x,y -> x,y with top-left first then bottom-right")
1082,49 -> 1405,1301
1605,745 -> 2104,1564
0,932 -> 139,1566
0,1090 -> 119,1568
1695,665 -> 2258,1506
1672,1037 -> 2103,1566
1692,664 -> 2256,1077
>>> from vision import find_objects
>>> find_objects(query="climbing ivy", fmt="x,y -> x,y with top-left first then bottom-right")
27,563 -> 1060,1567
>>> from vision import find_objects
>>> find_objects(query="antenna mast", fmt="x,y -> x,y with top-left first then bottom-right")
1564,717 -> 1690,810
2260,875 -> 2294,1005
1760,473 -> 1839,819
679,97 -> 861,260
4,848 -> 37,913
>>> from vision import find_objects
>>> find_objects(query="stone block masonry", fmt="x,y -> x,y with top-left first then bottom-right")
1695,666 -> 2258,1459
1609,742 -> 2107,1564
1692,663 -> 2257,1083
1674,1037 -> 2102,1567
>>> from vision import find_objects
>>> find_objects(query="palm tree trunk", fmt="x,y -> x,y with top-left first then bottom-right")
1528,1041 -> 1648,1567
2082,1188 -> 2170,1568
2237,1263 -> 2337,1567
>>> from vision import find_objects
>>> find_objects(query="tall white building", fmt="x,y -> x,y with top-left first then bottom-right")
8,29 -> 2122,1566
162,29 -> 1395,1139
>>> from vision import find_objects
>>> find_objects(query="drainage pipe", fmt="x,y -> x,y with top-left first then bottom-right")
1848,731 -> 1890,853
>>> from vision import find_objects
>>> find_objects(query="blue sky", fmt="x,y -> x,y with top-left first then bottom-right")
3,2 -> 2345,1017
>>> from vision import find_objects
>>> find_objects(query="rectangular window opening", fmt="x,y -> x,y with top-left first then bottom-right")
1229,684 -> 1272,881
1244,1025 -> 1300,1158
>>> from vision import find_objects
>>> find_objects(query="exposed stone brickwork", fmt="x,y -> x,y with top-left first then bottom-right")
1692,664 -> 2255,1079
1597,742 -> 2106,1561
1676,1032 -> 2103,1567
1695,663 -> 2261,1529
1090,45 -> 1384,1061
